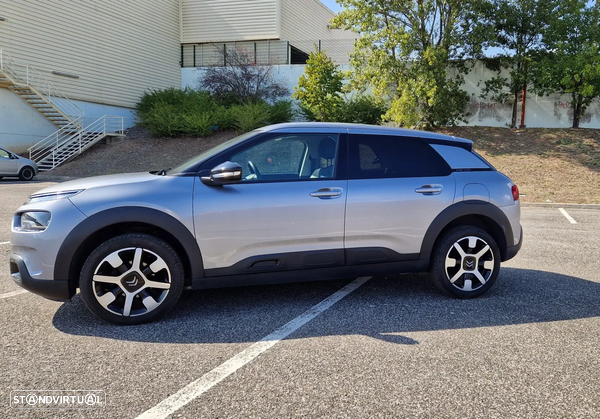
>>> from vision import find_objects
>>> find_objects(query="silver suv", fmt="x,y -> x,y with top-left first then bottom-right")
9,123 -> 522,324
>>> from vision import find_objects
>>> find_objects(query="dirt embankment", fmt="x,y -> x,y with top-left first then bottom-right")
45,126 -> 600,204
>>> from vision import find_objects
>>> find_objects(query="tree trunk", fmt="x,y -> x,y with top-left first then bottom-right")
511,91 -> 519,129
572,95 -> 582,129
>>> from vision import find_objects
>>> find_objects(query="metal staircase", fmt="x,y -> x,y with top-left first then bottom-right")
0,49 -> 125,171
30,115 -> 125,171
0,49 -> 83,128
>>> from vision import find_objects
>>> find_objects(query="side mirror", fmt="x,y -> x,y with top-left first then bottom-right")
201,161 -> 243,186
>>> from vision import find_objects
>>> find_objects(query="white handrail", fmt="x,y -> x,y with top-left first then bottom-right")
0,49 -> 83,118
28,116 -> 83,161
30,115 -> 126,170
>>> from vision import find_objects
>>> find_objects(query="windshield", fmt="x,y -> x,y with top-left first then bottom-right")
168,130 -> 260,174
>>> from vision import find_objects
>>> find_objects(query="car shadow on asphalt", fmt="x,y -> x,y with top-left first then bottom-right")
52,268 -> 600,345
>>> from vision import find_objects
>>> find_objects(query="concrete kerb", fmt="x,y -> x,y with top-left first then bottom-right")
521,202 -> 600,210
33,175 -> 80,182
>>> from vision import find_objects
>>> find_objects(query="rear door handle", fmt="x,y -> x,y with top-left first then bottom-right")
414,184 -> 443,195
310,187 -> 343,199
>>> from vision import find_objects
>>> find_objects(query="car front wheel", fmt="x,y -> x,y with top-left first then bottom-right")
19,166 -> 35,181
79,234 -> 184,325
430,226 -> 501,298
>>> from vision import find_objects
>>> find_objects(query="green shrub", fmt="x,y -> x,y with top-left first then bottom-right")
232,103 -> 271,133
181,112 -> 214,136
212,106 -> 236,131
292,49 -> 344,122
137,88 -> 218,136
142,104 -> 183,137
137,88 -> 213,116
269,100 -> 294,124
334,96 -> 388,125
136,87 -> 294,137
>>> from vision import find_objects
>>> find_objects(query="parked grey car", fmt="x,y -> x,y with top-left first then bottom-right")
10,123 -> 522,324
0,147 -> 38,181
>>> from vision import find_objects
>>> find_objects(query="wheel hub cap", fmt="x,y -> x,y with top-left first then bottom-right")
463,256 -> 477,271
120,272 -> 145,292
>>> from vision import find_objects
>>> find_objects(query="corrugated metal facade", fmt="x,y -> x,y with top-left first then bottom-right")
280,0 -> 357,64
180,0 -> 357,66
181,0 -> 280,44
0,0 -> 181,109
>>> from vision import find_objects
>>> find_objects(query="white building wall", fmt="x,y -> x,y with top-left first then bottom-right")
184,64 -> 600,128
0,89 -> 136,154
183,65 -> 316,95
462,61 -> 600,128
0,88 -> 56,154
181,0 -> 279,43
0,0 -> 181,109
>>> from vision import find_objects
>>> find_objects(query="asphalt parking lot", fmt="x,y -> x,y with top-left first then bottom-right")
1,180 -> 600,418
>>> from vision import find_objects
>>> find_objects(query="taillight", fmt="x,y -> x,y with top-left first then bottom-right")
512,184 -> 520,201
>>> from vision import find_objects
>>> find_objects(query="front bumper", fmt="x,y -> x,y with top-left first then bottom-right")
9,255 -> 72,302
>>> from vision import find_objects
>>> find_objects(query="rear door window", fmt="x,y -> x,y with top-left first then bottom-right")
348,134 -> 452,179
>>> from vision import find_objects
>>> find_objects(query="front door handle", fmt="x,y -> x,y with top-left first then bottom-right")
310,187 -> 343,199
414,184 -> 443,195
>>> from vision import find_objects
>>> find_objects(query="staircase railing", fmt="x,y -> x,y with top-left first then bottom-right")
30,115 -> 125,170
0,48 -> 83,119
28,116 -> 84,162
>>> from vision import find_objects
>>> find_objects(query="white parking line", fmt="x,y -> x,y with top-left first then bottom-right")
136,276 -> 372,419
0,241 -> 10,245
0,289 -> 27,299
559,208 -> 577,224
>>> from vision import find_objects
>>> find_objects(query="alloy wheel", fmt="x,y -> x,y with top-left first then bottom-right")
444,236 -> 495,292
91,247 -> 171,317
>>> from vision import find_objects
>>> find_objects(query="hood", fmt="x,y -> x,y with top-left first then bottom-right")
31,172 -> 158,195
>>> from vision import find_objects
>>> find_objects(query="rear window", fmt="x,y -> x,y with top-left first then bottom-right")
430,144 -> 493,170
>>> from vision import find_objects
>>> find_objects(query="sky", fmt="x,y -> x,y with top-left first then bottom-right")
320,0 -> 342,13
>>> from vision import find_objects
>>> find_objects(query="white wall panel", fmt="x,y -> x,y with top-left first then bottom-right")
0,0 -> 181,109
181,0 -> 279,43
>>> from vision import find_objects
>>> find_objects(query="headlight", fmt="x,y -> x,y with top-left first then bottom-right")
27,189 -> 84,204
14,211 -> 52,232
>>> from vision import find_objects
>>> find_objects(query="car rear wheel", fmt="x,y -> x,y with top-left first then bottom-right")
79,234 -> 184,325
18,166 -> 35,181
430,226 -> 501,298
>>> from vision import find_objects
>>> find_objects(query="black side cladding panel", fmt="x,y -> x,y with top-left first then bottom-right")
54,207 -> 204,283
419,201 -> 515,262
204,249 -> 346,277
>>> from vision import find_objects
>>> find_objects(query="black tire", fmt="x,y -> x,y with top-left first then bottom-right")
18,166 -> 35,181
79,234 -> 184,325
430,226 -> 501,299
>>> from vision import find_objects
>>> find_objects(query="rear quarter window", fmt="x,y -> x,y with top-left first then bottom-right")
430,144 -> 493,170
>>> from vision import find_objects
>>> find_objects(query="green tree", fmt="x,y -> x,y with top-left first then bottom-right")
533,1 -> 600,128
474,0 -> 557,128
331,0 -> 474,128
292,48 -> 344,122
